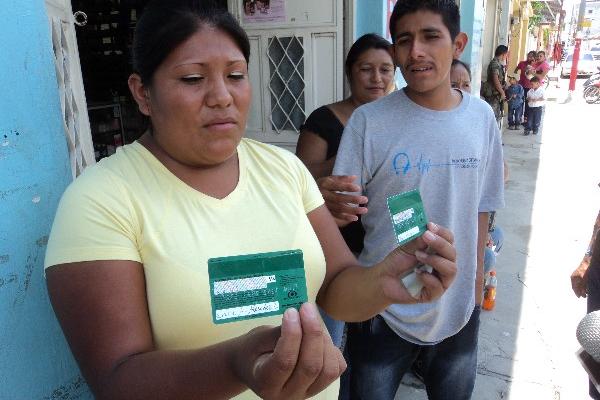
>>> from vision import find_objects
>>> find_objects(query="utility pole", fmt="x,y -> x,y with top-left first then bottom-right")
567,0 -> 587,101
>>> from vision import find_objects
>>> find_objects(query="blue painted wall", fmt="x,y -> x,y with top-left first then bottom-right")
355,0 -> 387,39
460,0 -> 487,95
0,0 -> 92,398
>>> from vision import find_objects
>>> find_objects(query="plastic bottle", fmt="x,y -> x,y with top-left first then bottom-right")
482,271 -> 497,311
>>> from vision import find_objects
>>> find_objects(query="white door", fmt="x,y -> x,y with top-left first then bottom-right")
44,0 -> 95,178
229,0 -> 344,152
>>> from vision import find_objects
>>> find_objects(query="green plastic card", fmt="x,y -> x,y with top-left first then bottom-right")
387,189 -> 428,246
208,250 -> 308,325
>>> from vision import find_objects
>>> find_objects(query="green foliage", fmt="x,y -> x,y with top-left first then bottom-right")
528,2 -> 545,32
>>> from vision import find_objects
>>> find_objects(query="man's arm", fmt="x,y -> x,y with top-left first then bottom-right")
571,210 -> 600,297
476,212 -> 490,305
536,64 -> 550,81
492,73 -> 506,99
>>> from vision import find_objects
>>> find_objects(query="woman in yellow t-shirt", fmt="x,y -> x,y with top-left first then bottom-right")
44,1 -> 457,399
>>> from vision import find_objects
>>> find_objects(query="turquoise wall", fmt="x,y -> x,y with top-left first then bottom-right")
0,0 -> 92,398
460,0 -> 487,94
355,0 -> 387,39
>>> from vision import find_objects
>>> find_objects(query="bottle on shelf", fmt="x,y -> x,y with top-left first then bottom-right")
482,270 -> 497,311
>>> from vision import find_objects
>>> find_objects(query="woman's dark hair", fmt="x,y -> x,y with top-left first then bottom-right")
132,0 -> 250,84
451,59 -> 471,80
389,0 -> 460,42
495,45 -> 509,57
345,33 -> 392,82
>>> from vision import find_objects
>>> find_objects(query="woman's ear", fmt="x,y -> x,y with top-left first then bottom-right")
128,74 -> 151,116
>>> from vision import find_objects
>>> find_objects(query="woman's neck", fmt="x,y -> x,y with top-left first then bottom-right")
138,132 -> 240,199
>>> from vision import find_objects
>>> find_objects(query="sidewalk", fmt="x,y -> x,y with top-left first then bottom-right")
396,74 -> 599,399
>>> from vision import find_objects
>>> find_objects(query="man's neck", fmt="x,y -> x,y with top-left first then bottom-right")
404,84 -> 461,111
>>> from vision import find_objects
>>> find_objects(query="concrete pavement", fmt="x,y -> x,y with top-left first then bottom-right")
395,77 -> 600,399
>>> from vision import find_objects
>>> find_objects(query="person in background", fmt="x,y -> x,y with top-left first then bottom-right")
506,75 -> 524,131
483,45 -> 508,129
524,76 -> 545,136
43,2 -> 458,399
450,58 -> 507,298
534,50 -> 551,86
514,50 -> 537,125
571,201 -> 600,400
450,58 -> 471,92
296,33 -> 395,349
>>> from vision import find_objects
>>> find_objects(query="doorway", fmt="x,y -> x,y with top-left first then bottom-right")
71,0 -> 228,161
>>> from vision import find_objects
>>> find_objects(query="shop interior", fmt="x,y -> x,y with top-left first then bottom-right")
73,0 -> 228,161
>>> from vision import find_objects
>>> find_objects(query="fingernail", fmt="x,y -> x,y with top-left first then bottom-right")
415,250 -> 427,259
302,303 -> 318,320
429,222 -> 439,232
284,307 -> 299,322
424,231 -> 436,241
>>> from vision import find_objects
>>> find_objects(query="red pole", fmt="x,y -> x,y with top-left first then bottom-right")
569,38 -> 581,91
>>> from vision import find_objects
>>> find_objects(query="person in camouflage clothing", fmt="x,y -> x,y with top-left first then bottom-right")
482,45 -> 508,129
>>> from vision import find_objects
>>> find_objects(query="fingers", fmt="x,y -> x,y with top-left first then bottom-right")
282,303 -> 326,394
415,269 -> 445,302
318,175 -> 368,222
252,308 -> 302,395
427,222 -> 454,245
317,175 -> 362,194
305,331 -> 346,397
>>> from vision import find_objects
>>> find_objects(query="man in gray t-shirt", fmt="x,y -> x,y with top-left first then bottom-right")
334,88 -> 504,344
326,1 -> 504,399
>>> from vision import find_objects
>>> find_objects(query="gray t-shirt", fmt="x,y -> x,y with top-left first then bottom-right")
333,89 -> 505,344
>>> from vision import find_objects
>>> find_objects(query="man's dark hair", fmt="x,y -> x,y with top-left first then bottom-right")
345,33 -> 392,82
451,59 -> 471,80
389,0 -> 460,42
527,50 -> 537,57
530,76 -> 540,83
495,45 -> 509,57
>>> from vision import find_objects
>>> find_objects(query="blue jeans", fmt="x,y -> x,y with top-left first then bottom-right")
526,106 -> 543,133
346,306 -> 481,400
508,104 -> 523,126
318,306 -> 345,348
484,226 -> 504,273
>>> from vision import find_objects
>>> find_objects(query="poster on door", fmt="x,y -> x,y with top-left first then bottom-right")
242,0 -> 286,24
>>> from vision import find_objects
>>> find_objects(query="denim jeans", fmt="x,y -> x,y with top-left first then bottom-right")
523,88 -> 530,122
508,104 -> 523,126
484,226 -> 505,273
526,106 -> 543,133
346,306 -> 481,400
318,306 -> 345,348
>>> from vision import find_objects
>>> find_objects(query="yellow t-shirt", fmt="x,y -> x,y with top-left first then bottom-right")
45,139 -> 339,399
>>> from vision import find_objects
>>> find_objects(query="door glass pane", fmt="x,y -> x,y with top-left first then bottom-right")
268,36 -> 305,133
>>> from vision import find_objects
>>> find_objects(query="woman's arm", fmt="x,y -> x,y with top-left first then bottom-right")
47,261 -> 345,399
310,205 -> 457,322
296,130 -> 335,179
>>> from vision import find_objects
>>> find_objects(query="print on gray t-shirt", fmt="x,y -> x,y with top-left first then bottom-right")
333,89 -> 505,344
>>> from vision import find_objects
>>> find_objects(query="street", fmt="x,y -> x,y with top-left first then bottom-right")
396,75 -> 600,400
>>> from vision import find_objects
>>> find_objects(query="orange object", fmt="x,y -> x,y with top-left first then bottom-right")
482,271 -> 497,311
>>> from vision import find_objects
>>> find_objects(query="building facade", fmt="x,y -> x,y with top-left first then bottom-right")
0,1 -> 492,397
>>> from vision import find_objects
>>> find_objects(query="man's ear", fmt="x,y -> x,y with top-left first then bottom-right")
388,45 -> 397,67
128,73 -> 151,116
452,32 -> 469,59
